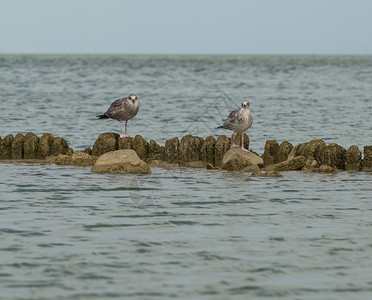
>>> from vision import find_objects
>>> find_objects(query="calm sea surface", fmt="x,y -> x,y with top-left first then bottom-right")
1,55 -> 372,299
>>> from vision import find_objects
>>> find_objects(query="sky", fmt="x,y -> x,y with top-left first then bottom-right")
1,0 -> 372,55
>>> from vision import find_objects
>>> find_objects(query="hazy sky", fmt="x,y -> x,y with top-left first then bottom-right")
1,0 -> 372,55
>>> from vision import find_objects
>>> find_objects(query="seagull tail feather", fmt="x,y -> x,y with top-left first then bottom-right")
96,114 -> 109,119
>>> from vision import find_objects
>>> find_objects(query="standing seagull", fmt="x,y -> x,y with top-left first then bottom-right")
97,94 -> 139,138
217,100 -> 253,152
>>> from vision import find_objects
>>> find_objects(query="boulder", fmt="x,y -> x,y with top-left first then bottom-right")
133,135 -> 149,161
362,146 -> 372,171
303,156 -> 319,170
83,147 -> 93,155
266,156 -> 306,171
149,160 -> 179,171
164,137 -> 179,163
287,142 -> 308,160
318,143 -> 346,170
23,132 -> 39,159
318,165 -> 336,173
302,139 -> 326,161
11,133 -> 25,159
0,134 -> 14,159
118,136 -> 133,150
55,154 -> 72,165
345,145 -> 362,171
92,133 -> 118,156
91,149 -> 151,174
179,135 -> 204,162
39,133 -> 54,158
71,151 -> 97,167
51,136 -> 70,156
201,136 -> 216,165
260,171 -> 283,178
262,140 -> 279,166
215,135 -> 231,167
148,139 -> 164,161
242,164 -> 261,173
277,141 -> 293,163
222,147 -> 263,171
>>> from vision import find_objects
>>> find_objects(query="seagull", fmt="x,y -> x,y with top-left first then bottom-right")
217,100 -> 253,152
97,94 -> 139,138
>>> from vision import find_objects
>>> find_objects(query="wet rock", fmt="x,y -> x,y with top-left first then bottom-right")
277,141 -> 293,163
215,135 -> 231,167
222,147 -> 263,171
261,171 -> 283,177
262,140 -> 279,166
201,136 -> 216,166
164,137 -> 179,163
91,149 -> 151,174
0,134 -> 14,159
39,133 -> 55,158
179,135 -> 204,162
92,133 -> 118,157
362,146 -> 372,171
242,164 -> 261,173
345,145 -> 362,171
303,156 -> 319,170
318,143 -> 346,170
51,136 -> 71,156
148,139 -> 164,161
302,139 -> 326,161
83,147 -> 92,155
287,142 -> 308,160
318,165 -> 335,173
266,156 -> 306,171
55,155 -> 72,165
23,132 -> 39,159
149,160 -> 179,171
118,136 -> 133,150
11,133 -> 25,159
71,151 -> 97,167
133,135 -> 149,161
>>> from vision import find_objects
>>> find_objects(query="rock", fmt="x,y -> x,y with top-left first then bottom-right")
303,156 -> 319,170
318,143 -> 346,170
11,133 -> 25,159
287,142 -> 308,160
149,160 -> 179,170
362,146 -> 372,171
215,135 -> 231,167
242,164 -> 261,173
261,171 -> 283,177
179,135 -> 204,162
55,155 -> 72,165
83,147 -> 92,155
92,133 -> 118,156
91,149 -> 151,174
201,136 -> 216,166
318,165 -> 335,173
266,156 -> 306,171
222,147 -> 263,171
148,139 -> 164,161
118,136 -> 133,150
345,145 -> 362,171
51,137 -> 70,156
23,132 -> 39,159
277,141 -> 293,163
302,139 -> 326,162
39,133 -> 55,158
0,134 -> 14,159
164,137 -> 179,163
250,168 -> 263,177
71,151 -> 97,167
133,135 -> 149,161
262,140 -> 279,166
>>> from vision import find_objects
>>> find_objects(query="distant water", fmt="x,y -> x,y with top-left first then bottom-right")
1,55 -> 372,299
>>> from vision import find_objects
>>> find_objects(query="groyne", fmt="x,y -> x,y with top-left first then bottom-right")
1,132 -> 371,173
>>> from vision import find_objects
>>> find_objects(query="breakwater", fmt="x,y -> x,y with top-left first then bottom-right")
1,132 -> 371,173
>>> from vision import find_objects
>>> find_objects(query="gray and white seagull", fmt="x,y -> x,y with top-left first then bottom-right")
97,94 -> 139,138
217,100 -> 253,152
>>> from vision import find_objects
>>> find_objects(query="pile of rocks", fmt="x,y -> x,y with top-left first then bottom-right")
1,132 -> 371,175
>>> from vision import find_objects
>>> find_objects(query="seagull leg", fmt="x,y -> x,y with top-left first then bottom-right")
120,120 -> 131,138
241,133 -> 250,152
231,132 -> 239,148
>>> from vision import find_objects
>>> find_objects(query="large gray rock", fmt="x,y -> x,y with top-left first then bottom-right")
266,156 -> 306,171
362,146 -> 372,171
345,145 -> 362,171
91,149 -> 151,174
222,147 -> 263,171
